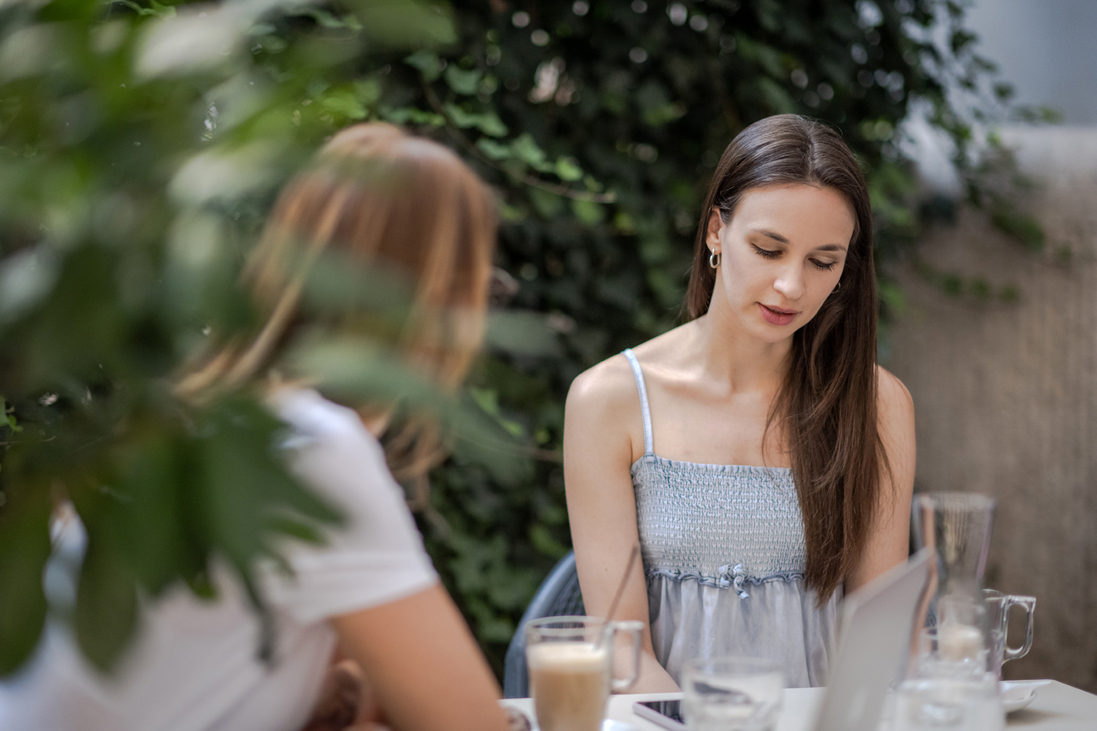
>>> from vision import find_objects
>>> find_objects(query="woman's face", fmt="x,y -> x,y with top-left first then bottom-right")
707,183 -> 855,344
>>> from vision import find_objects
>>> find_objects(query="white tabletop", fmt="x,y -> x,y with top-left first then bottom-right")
501,680 -> 1097,731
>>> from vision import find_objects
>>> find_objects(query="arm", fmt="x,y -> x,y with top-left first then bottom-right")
846,366 -> 917,592
330,584 -> 510,731
563,361 -> 679,692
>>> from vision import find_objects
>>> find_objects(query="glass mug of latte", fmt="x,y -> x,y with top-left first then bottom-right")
525,616 -> 643,731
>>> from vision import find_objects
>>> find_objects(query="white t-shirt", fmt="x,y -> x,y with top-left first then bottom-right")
0,388 -> 438,731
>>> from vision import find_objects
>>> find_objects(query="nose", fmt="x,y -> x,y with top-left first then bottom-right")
773,263 -> 805,301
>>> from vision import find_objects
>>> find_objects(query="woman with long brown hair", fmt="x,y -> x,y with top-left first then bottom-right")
564,114 -> 915,691
3,124 -> 511,731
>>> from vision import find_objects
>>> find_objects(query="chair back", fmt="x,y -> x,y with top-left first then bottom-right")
502,550 -> 585,698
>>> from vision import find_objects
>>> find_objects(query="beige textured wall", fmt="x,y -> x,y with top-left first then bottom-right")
886,127 -> 1097,691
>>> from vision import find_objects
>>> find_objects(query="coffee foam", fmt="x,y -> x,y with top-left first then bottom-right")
527,641 -> 607,670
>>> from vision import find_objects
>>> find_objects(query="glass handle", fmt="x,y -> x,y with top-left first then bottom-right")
1003,595 -> 1036,662
609,620 -> 643,692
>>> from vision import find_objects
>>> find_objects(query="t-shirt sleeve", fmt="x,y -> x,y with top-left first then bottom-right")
263,390 -> 439,625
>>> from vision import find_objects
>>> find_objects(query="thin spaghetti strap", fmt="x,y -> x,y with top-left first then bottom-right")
621,348 -> 654,455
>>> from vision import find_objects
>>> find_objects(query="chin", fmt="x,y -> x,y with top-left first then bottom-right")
746,321 -> 793,343
759,329 -> 794,344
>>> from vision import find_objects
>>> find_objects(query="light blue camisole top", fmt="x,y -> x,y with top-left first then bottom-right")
622,349 -> 839,688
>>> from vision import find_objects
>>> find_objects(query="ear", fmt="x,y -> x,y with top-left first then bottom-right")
705,206 -> 725,251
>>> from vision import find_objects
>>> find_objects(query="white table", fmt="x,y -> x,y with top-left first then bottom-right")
501,681 -> 1097,730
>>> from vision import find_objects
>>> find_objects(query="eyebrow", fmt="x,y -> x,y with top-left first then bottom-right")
752,229 -> 847,253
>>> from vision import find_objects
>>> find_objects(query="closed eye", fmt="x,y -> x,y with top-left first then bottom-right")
751,244 -> 780,259
811,259 -> 838,271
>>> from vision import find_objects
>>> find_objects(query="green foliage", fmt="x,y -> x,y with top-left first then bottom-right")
990,210 -> 1043,251
913,257 -> 1020,303
0,0 -> 1026,681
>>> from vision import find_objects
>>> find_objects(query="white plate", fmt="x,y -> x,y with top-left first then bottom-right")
1001,680 -> 1051,713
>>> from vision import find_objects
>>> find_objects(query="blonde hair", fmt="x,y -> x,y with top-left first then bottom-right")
177,123 -> 497,487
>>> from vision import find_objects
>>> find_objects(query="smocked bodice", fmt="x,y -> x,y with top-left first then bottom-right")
631,456 -> 806,592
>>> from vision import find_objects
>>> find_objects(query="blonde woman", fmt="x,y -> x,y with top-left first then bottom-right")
1,124 -> 511,731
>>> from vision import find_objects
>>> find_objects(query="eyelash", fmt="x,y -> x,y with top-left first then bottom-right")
752,245 -> 780,260
751,245 -> 838,271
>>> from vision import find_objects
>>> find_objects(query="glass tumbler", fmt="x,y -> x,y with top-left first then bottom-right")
894,673 -> 1004,731
681,656 -> 784,731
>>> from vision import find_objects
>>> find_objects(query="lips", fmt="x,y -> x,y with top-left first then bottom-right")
759,303 -> 797,326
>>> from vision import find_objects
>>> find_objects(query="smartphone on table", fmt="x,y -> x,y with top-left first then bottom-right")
633,699 -> 686,730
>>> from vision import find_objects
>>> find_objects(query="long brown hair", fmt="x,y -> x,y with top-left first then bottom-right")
684,115 -> 885,602
177,123 -> 497,487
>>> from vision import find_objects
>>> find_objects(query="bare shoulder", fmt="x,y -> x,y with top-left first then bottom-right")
567,323 -> 694,416
874,366 -> 915,489
875,365 -> 914,422
566,352 -> 639,423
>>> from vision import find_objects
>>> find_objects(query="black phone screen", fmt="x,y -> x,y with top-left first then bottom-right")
637,699 -> 684,722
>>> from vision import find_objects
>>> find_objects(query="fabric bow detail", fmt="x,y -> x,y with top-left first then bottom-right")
716,563 -> 750,598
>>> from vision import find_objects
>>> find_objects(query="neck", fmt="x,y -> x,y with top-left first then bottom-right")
691,284 -> 792,395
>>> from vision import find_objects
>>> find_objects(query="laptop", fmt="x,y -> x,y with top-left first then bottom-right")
813,547 -> 930,731
635,548 -> 931,731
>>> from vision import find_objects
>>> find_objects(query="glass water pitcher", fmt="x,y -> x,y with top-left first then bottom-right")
910,493 -> 996,676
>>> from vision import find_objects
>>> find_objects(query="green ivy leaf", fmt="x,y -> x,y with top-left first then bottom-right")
554,157 -> 583,182
444,66 -> 482,96
476,138 -> 511,160
991,210 -> 1044,251
404,50 -> 443,81
470,387 -> 500,416
510,133 -> 552,172
321,91 -> 368,120
878,281 -> 906,315
0,397 -> 21,433
529,523 -> 569,559
642,103 -> 686,127
528,188 -> 564,218
444,104 -> 508,137
570,199 -> 605,226
380,106 -> 446,127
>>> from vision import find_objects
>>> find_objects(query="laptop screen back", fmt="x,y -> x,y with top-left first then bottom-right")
813,549 -> 931,731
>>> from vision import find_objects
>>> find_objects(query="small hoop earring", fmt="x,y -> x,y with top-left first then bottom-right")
709,250 -> 721,269
834,280 -> 842,291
